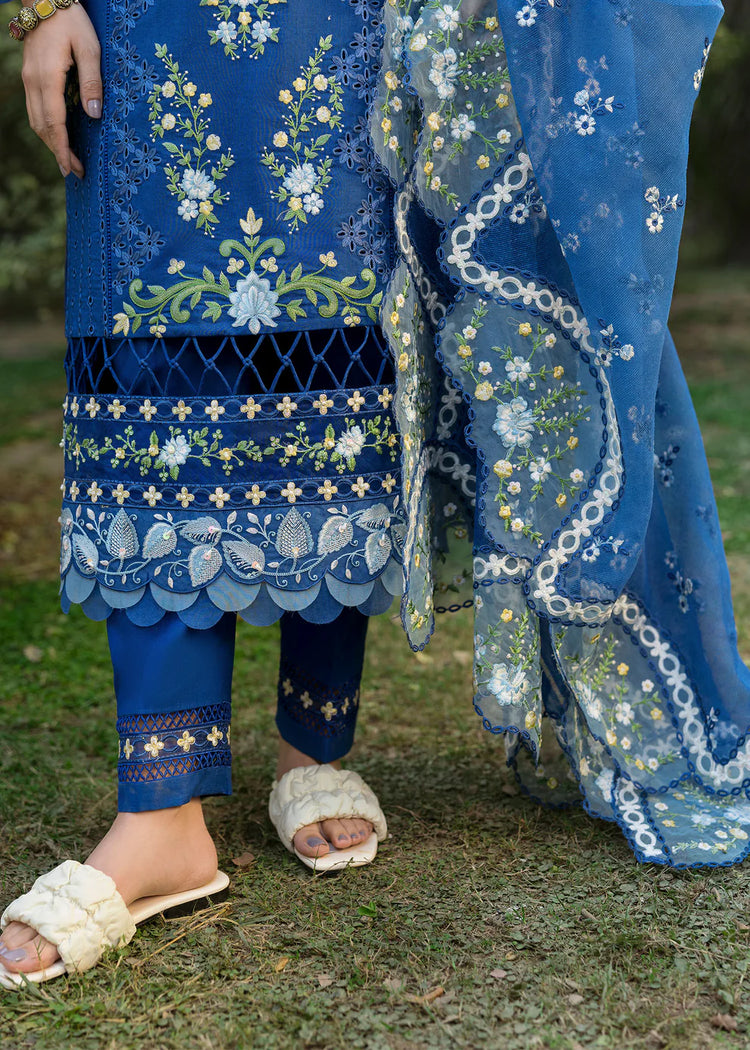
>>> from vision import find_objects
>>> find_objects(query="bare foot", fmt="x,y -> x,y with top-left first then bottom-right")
276,739 -> 373,860
0,798 -> 217,975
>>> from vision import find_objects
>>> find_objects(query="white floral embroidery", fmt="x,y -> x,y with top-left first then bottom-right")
644,186 -> 683,235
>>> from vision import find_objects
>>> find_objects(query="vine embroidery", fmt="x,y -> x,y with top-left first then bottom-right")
261,36 -> 344,231
148,45 -> 235,235
114,207 -> 382,335
199,0 -> 286,60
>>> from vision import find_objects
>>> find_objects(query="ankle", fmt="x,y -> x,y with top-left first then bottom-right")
276,737 -> 342,780
85,799 -> 217,904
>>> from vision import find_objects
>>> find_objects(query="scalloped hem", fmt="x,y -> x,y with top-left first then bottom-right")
60,557 -> 404,628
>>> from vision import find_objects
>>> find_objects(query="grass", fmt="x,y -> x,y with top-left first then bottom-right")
0,266 -> 749,1049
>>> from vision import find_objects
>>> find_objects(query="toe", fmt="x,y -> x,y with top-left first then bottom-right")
347,818 -> 373,842
321,819 -> 353,850
0,922 -> 36,949
0,931 -> 60,975
341,818 -> 365,842
293,822 -> 331,859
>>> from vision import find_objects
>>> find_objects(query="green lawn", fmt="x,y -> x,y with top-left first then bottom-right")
1,268 -> 749,1049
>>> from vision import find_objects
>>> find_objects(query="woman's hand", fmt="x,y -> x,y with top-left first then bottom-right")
19,1 -> 102,178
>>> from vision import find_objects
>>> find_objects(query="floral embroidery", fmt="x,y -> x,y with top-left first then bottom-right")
61,499 -> 404,591
654,443 -> 680,487
63,414 -> 398,481
647,785 -> 750,860
694,37 -> 711,92
405,2 -> 510,210
148,46 -> 235,235
331,0 -> 395,279
373,0 -> 420,176
117,704 -> 231,783
560,630 -> 681,777
475,607 -> 537,724
664,551 -> 704,616
261,37 -> 344,231
457,314 -> 589,544
200,0 -> 286,60
277,657 -> 361,741
644,186 -> 683,235
514,1 -> 554,29
597,324 -> 635,367
115,207 -> 381,335
546,61 -> 623,139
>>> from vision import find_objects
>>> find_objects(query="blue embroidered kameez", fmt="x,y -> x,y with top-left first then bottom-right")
45,0 -> 750,863
54,0 -> 404,808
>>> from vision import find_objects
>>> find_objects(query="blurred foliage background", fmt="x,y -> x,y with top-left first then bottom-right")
0,1 -> 747,318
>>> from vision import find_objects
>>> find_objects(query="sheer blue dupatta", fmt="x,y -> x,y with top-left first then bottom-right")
372,0 -> 750,866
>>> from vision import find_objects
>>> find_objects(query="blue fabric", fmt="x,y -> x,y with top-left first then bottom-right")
64,0 -> 394,338
109,609 -> 235,810
109,606 -> 367,809
58,1 -> 405,629
366,0 -> 750,868
276,607 -> 369,762
44,0 -> 750,863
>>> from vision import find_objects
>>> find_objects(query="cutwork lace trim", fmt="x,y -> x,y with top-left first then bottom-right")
117,703 -> 231,783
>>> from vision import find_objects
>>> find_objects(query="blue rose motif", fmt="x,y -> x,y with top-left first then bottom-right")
228,273 -> 282,333
283,163 -> 317,196
487,663 -> 527,705
161,434 -> 190,468
180,167 -> 217,201
492,396 -> 535,448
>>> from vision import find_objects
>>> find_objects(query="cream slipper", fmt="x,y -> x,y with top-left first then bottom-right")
269,764 -> 388,873
0,860 -> 229,989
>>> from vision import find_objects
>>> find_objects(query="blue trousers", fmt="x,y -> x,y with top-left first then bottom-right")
109,608 -> 369,811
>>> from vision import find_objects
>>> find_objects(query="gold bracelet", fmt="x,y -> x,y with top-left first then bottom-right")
8,0 -> 78,42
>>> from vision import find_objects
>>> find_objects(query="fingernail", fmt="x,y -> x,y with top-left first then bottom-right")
59,164 -> 68,178
0,946 -> 26,962
306,837 -> 325,847
86,99 -> 102,119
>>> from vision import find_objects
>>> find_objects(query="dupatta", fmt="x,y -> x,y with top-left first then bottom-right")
370,0 -> 750,866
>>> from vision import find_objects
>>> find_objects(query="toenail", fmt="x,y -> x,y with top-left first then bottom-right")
337,834 -> 349,842
0,947 -> 26,962
307,837 -> 326,847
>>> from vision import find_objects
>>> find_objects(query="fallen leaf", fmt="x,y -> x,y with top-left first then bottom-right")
452,650 -> 472,666
504,951 -> 517,961
490,969 -> 508,980
383,977 -> 403,992
23,645 -> 43,663
316,974 -> 334,988
405,985 -> 445,1006
711,1014 -> 739,1032
231,851 -> 255,868
414,651 -> 433,664
567,993 -> 584,1006
274,957 -> 290,973
580,908 -> 596,921
738,922 -> 750,931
